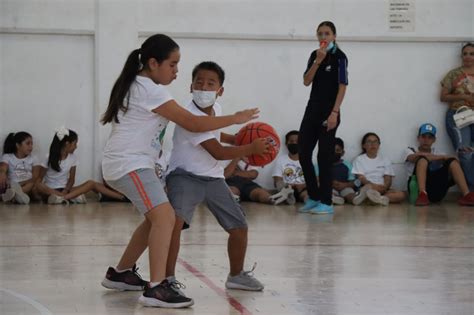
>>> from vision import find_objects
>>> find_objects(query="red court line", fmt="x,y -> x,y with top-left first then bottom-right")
178,258 -> 253,315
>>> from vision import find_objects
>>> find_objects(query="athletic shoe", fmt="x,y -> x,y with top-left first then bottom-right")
352,185 -> 369,205
458,192 -> 474,206
1,188 -> 15,202
10,182 -> 30,204
101,264 -> 148,291
308,203 -> 334,214
332,195 -> 345,205
286,191 -> 296,205
225,263 -> 264,291
71,194 -> 87,204
415,191 -> 429,206
167,276 -> 187,297
48,194 -> 69,205
366,189 -> 389,206
138,280 -> 194,308
298,198 -> 320,213
232,194 -> 241,203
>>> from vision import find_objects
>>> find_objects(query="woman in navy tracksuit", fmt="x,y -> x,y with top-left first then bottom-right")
298,21 -> 348,214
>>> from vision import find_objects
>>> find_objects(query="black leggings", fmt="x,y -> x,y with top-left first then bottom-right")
298,105 -> 339,205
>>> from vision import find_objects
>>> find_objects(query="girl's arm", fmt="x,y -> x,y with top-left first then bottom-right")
383,175 -> 392,193
303,49 -> 326,86
36,167 -> 62,196
327,84 -> 347,131
0,162 -> 9,191
154,100 -> 259,133
440,87 -> 473,105
23,165 -> 41,186
64,166 -> 76,193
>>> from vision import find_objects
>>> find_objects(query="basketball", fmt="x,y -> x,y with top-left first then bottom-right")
235,122 -> 281,166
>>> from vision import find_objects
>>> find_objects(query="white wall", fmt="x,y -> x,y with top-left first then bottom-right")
1,0 -> 473,189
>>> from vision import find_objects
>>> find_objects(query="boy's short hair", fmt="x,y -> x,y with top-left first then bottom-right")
192,61 -> 225,85
285,130 -> 299,143
335,137 -> 344,149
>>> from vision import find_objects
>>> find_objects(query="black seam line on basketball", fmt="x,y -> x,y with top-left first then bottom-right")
1,244 -> 472,249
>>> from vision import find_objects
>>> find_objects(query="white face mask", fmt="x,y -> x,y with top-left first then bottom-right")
192,90 -> 216,108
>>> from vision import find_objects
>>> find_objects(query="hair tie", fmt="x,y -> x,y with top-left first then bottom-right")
55,126 -> 69,141
137,48 -> 143,70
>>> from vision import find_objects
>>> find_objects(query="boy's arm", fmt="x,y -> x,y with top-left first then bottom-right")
200,138 -> 267,161
235,168 -> 258,180
220,132 -> 236,145
224,159 -> 240,178
273,176 -> 284,190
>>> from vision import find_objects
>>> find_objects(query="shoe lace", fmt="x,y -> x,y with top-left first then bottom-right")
170,279 -> 186,290
242,262 -> 258,278
131,265 -> 144,281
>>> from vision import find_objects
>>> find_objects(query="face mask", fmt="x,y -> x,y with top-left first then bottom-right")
326,41 -> 335,52
334,153 -> 342,161
192,90 -> 216,108
287,143 -> 299,155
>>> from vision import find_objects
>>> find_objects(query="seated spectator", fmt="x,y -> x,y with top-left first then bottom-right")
315,137 -> 360,205
224,158 -> 276,204
404,123 -> 474,206
271,130 -> 308,205
352,132 -> 406,206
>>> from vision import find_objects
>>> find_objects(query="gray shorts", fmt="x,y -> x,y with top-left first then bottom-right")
166,168 -> 247,230
106,168 -> 168,214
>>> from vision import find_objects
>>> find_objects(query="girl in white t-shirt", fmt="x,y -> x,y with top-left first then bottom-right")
352,132 -> 406,206
0,131 -> 40,204
36,128 -> 125,205
99,34 -> 258,308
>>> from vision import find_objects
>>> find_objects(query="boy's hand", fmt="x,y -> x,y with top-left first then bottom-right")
332,180 -> 346,191
233,108 -> 260,124
250,138 -> 270,155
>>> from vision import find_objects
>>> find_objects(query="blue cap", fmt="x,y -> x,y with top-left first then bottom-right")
418,123 -> 437,136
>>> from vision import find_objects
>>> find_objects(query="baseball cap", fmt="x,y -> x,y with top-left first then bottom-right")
418,123 -> 437,136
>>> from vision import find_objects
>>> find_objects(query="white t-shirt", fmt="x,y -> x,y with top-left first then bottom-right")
352,153 -> 395,185
102,76 -> 173,181
168,101 -> 223,178
40,154 -> 77,189
271,154 -> 305,185
403,147 -> 445,178
1,153 -> 40,183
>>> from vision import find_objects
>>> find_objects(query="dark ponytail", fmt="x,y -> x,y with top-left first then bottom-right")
48,129 -> 78,172
101,34 -> 180,124
3,132 -> 32,154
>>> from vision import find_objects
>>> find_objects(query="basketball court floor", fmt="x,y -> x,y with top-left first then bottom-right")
0,200 -> 473,314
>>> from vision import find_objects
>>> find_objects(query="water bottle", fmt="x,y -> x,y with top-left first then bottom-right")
408,175 -> 419,204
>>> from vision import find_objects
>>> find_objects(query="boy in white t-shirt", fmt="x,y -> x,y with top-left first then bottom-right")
0,131 -> 40,204
271,130 -> 308,204
352,132 -> 405,206
165,62 -> 268,294
404,123 -> 474,206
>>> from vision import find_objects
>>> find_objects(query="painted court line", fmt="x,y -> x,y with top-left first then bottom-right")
178,258 -> 253,315
0,288 -> 52,315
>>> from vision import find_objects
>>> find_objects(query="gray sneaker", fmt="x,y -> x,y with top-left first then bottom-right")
167,276 -> 187,297
71,194 -> 87,204
225,264 -> 264,291
1,188 -> 15,202
352,185 -> 369,205
10,182 -> 30,204
332,195 -> 345,205
48,194 -> 69,205
366,189 -> 389,206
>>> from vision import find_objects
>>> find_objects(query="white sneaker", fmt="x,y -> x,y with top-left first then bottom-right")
332,195 -> 345,205
352,185 -> 369,205
71,194 -> 87,204
1,188 -> 15,202
232,194 -> 240,203
48,194 -> 69,205
10,182 -> 30,204
366,189 -> 389,206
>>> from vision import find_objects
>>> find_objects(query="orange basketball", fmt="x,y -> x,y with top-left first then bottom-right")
235,122 -> 280,166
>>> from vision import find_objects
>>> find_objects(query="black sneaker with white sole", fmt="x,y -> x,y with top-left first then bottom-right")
139,280 -> 194,308
101,264 -> 147,291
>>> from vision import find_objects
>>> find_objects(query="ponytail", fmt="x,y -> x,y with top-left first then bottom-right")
48,129 -> 78,172
101,34 -> 179,125
3,132 -> 32,154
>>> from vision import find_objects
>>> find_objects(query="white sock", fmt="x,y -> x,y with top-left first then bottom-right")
149,281 -> 161,288
114,266 -> 132,273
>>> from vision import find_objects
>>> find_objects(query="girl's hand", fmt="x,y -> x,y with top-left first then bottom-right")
233,108 -> 260,124
326,112 -> 338,131
250,137 -> 270,155
315,48 -> 327,64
